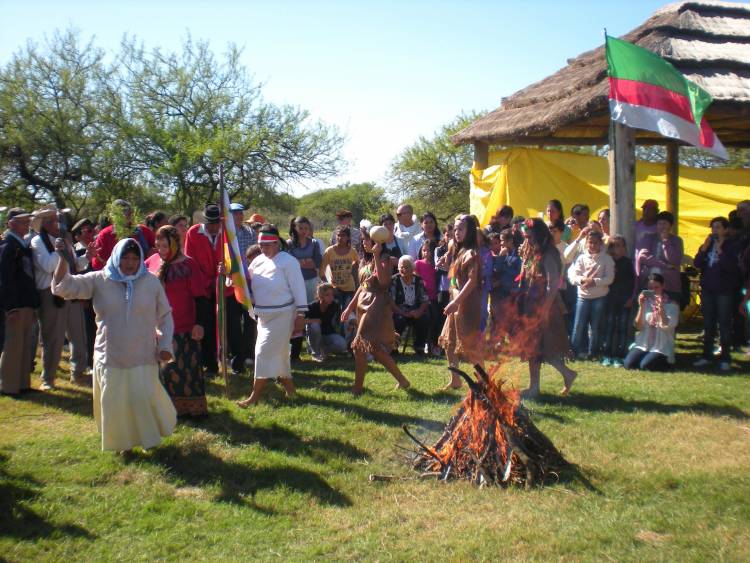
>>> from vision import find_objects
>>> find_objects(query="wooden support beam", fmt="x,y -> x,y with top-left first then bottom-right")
666,143 -> 679,235
608,122 -> 636,253
473,142 -> 489,170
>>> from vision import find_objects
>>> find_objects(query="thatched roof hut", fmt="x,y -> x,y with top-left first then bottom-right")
453,1 -> 750,147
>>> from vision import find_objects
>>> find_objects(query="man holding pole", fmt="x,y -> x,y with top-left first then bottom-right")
184,203 -> 223,377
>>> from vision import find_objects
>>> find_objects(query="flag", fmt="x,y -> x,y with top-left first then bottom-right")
605,35 -> 728,160
221,188 -> 255,318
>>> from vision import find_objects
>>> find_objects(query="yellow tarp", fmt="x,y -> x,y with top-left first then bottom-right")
470,147 -> 750,255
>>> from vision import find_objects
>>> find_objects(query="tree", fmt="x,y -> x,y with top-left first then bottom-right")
296,182 -> 392,230
389,112 -> 485,222
116,36 -> 345,216
0,30 -> 116,213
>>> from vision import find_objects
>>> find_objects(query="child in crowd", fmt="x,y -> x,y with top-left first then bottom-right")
319,225 -> 359,311
568,230 -> 615,359
489,232 -> 521,335
601,235 -> 635,367
305,283 -> 347,362
415,239 -> 442,356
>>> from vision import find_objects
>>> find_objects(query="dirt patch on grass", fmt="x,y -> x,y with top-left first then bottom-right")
636,530 -> 672,545
112,467 -> 153,486
174,486 -> 212,501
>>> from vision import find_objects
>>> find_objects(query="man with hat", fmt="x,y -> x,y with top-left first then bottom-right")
31,205 -> 93,389
0,208 -> 41,395
91,199 -> 155,270
330,209 -> 361,253
184,203 -> 223,376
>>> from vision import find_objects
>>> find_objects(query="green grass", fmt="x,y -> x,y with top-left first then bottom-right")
1,327 -> 749,561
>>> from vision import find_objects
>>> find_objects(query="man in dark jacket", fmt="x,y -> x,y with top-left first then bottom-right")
0,208 -> 41,395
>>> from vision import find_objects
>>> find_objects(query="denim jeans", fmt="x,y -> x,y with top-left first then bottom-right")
602,306 -> 631,359
701,291 -> 733,362
571,295 -> 607,357
306,323 -> 347,357
623,348 -> 669,371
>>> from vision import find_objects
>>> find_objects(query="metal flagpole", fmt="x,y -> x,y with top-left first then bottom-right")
218,164 -> 230,399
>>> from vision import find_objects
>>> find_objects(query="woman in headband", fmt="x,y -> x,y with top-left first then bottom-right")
237,224 -> 308,407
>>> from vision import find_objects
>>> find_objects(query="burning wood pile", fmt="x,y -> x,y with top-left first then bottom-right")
405,365 -> 568,489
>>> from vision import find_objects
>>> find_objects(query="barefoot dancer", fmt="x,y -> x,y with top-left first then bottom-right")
518,218 -> 577,397
438,214 -> 483,389
341,230 -> 410,395
237,225 -> 307,407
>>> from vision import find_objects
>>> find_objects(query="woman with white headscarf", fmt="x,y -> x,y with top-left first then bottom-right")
52,238 -> 176,452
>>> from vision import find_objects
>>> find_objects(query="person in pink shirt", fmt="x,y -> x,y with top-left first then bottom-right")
146,226 -> 210,416
415,239 -> 441,356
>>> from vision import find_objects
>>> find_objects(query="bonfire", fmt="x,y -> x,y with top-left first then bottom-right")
405,364 -> 568,489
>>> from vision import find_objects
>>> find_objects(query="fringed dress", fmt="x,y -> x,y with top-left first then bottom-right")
438,249 -> 483,363
351,262 -> 397,354
519,246 -> 570,362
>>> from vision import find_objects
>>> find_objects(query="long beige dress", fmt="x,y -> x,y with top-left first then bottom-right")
351,261 -> 397,354
439,249 -> 483,363
52,271 -> 177,451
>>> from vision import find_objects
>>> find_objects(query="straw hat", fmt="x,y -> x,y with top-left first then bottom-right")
31,204 -> 58,232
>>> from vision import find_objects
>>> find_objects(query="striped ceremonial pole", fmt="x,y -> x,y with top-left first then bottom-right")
218,165 -> 230,399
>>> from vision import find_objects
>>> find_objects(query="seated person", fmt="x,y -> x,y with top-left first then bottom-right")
623,273 -> 679,371
390,255 -> 430,356
305,283 -> 347,362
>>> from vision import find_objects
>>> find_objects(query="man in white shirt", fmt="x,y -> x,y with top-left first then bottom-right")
31,207 -> 91,389
394,204 -> 421,256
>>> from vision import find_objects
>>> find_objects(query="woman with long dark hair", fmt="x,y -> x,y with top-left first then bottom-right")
407,212 -> 441,258
341,229 -> 410,395
145,226 -> 210,416
438,214 -> 483,389
287,216 -> 322,361
518,218 -> 577,398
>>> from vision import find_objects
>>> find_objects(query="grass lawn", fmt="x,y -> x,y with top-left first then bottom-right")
1,326 -> 749,561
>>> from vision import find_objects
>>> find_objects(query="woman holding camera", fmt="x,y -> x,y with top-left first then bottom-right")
623,273 -> 679,371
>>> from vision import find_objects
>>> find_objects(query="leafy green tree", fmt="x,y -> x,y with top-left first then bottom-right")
296,182 -> 392,229
116,36 -> 345,217
0,30 -> 116,214
388,112 -> 485,222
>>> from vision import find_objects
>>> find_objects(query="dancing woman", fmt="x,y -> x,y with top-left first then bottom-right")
52,238 -> 176,452
438,214 -> 483,389
238,225 -> 307,406
518,218 -> 577,398
341,230 -> 410,396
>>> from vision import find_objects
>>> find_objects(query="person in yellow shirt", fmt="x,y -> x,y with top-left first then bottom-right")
320,225 -> 360,310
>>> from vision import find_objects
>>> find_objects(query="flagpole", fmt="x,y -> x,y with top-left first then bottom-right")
218,164 -> 230,399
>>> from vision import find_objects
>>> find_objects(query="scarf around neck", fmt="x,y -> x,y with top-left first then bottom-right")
104,239 -> 147,321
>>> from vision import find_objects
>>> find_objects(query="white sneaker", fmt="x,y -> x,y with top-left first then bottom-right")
692,358 -> 711,367
311,354 -> 325,363
719,361 -> 731,371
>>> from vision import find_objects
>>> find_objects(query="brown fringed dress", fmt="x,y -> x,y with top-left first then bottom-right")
520,246 -> 570,362
438,249 -> 483,363
351,261 -> 397,354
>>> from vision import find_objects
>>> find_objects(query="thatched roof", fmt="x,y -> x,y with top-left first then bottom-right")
453,1 -> 750,147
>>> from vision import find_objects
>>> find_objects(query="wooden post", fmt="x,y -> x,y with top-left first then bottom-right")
666,143 -> 679,235
608,122 -> 636,253
473,141 -> 489,170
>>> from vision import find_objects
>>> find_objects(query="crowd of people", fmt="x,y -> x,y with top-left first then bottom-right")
1,196 -> 750,453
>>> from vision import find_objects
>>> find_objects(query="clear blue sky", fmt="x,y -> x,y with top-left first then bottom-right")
1,0 -> 682,194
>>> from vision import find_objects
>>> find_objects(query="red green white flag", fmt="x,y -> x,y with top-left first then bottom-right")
605,35 -> 728,160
